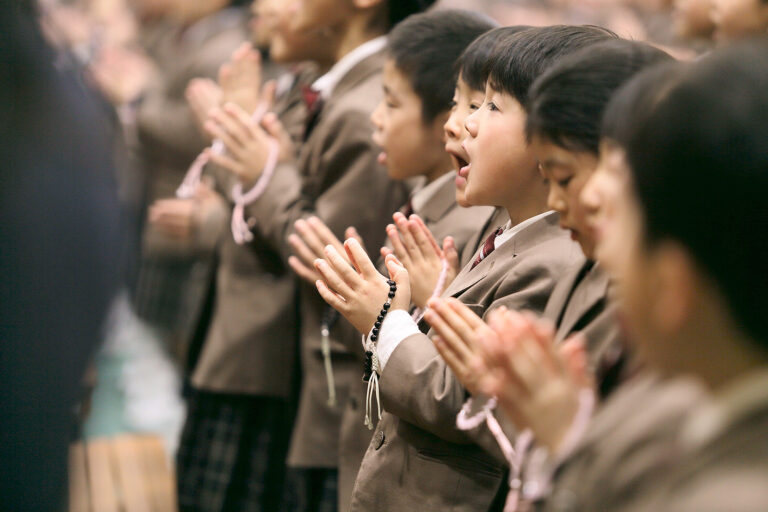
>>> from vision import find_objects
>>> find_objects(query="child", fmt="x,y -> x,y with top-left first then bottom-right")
480,42 -> 768,510
206,1 -> 435,510
312,25 -> 614,511
282,10 -> 498,503
426,39 -> 674,508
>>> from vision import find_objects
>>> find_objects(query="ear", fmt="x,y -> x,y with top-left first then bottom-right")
650,241 -> 697,338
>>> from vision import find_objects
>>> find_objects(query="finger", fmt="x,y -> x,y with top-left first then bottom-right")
224,102 -> 263,139
343,238 -> 378,279
385,254 -> 411,310
205,118 -> 244,157
426,299 -> 477,362
288,255 -> 321,283
294,219 -> 327,259
315,279 -> 347,313
442,236 -> 460,274
394,213 -> 420,260
431,334 -> 470,381
307,216 -> 343,251
446,297 -> 487,331
261,79 -> 277,110
380,246 -> 393,259
324,244 -> 363,288
288,233 -> 321,268
314,257 -> 355,298
208,149 -> 245,177
423,308 -> 472,370
345,226 -> 365,249
386,224 -> 409,264
261,112 -> 293,157
409,215 -> 442,257
218,62 -> 231,87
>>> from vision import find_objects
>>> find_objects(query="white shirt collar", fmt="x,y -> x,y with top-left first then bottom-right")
494,210 -> 555,249
312,36 -> 387,99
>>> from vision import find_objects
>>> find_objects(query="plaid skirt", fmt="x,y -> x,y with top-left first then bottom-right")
281,467 -> 338,512
176,390 -> 292,512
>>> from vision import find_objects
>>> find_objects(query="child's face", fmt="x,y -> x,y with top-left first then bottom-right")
583,141 -> 662,358
533,138 -> 598,258
444,75 -> 484,207
371,60 -> 450,181
462,85 -> 538,209
269,0 -> 335,64
251,0 -> 280,51
711,0 -> 768,42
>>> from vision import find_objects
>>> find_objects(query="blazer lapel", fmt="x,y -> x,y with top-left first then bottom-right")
417,173 -> 458,224
556,263 -> 611,343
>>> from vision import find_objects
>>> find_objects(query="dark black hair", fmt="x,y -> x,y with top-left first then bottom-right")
626,41 -> 768,348
600,62 -> 685,148
387,0 -> 438,29
486,25 -> 618,107
526,39 -> 672,155
388,10 -> 497,122
456,25 -> 529,92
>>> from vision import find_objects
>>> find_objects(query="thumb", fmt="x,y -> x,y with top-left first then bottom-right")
261,112 -> 293,157
345,226 -> 366,251
385,254 -> 411,310
560,334 -> 593,389
442,236 -> 460,273
261,79 -> 277,110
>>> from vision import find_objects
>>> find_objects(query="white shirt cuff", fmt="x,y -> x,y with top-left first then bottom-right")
368,309 -> 420,369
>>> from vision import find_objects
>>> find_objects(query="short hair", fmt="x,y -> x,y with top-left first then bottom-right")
487,25 -> 618,106
626,41 -> 768,348
387,0 -> 437,29
456,26 -> 529,92
388,10 -> 497,122
526,40 -> 673,155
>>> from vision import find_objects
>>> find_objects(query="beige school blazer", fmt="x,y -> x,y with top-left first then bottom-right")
349,211 -> 581,512
243,48 -> 410,471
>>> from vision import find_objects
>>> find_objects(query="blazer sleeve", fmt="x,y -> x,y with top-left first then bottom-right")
245,109 -> 405,261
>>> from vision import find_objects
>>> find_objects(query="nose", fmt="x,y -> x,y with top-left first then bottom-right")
547,185 -> 567,214
465,110 -> 479,138
370,100 -> 384,131
444,109 -> 461,141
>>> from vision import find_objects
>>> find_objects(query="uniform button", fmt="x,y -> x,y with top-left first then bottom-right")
374,430 -> 385,450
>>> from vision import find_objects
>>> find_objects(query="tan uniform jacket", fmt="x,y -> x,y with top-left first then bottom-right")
339,171 -> 494,511
243,48 -> 410,470
350,211 -> 581,512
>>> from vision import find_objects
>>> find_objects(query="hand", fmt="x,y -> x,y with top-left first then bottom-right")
186,78 -> 222,136
424,297 -> 494,395
476,308 -> 594,452
205,103 -> 291,185
89,45 -> 154,105
219,42 -> 277,114
148,181 -> 219,240
384,213 -> 460,308
314,239 -> 411,334
288,216 -> 365,284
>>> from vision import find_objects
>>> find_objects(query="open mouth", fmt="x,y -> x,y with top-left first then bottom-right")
446,147 -> 469,172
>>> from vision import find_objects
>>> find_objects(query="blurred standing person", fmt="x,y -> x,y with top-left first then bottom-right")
131,0 -> 250,362
0,1 -> 121,509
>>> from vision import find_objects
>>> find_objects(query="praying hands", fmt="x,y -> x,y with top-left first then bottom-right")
426,298 -> 595,453
287,216 -> 365,284
383,213 -> 460,308
314,238 -> 411,335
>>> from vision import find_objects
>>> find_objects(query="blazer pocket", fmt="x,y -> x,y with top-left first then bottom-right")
415,448 -> 503,478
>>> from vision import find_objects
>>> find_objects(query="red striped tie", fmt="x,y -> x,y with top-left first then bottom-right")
471,227 -> 503,270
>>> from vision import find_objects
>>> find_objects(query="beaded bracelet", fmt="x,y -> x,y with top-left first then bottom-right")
362,279 -> 396,430
364,279 -> 397,381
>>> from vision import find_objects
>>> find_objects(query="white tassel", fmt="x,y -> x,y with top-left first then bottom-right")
321,325 -> 336,407
364,349 -> 382,430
